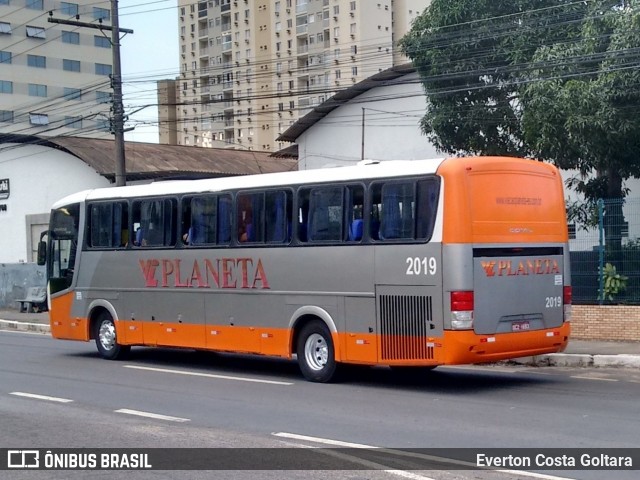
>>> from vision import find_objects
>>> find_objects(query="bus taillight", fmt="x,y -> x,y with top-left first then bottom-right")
563,286 -> 572,322
451,291 -> 474,330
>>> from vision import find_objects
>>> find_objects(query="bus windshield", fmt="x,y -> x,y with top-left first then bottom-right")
48,203 -> 80,294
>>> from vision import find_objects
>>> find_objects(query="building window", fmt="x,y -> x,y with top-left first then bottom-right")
29,113 -> 49,125
0,22 -> 13,34
0,0 -> 9,4
96,91 -> 111,103
95,63 -> 112,75
28,84 -> 47,97
26,0 -> 43,10
63,59 -> 81,72
61,31 -> 79,44
0,51 -> 11,64
0,80 -> 12,93
26,26 -> 46,38
27,54 -> 46,68
0,110 -> 13,123
65,116 -> 82,128
93,7 -> 110,22
94,35 -> 110,48
64,87 -> 82,100
60,2 -> 79,16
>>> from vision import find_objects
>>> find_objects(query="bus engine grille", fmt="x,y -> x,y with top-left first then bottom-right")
379,294 -> 434,360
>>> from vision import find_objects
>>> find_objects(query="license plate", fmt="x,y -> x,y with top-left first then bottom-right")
512,321 -> 530,332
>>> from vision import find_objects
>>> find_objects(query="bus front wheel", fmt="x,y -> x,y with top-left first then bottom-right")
94,311 -> 130,360
296,321 -> 337,383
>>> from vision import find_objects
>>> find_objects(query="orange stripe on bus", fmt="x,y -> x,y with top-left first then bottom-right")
52,310 -> 569,368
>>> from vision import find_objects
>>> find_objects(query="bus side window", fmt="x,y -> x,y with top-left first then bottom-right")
266,190 -> 291,243
308,186 -> 343,242
346,185 -> 364,242
218,195 -> 232,244
416,178 -> 440,241
379,182 -> 414,241
237,192 -> 264,243
114,202 -> 129,247
132,198 -> 177,247
189,195 -> 217,245
88,201 -> 128,248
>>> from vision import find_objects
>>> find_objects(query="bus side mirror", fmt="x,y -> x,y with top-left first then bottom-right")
37,241 -> 47,266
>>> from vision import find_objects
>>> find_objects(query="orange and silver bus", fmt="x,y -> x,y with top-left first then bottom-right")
38,156 -> 571,382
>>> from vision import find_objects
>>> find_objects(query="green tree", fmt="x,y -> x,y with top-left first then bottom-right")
399,0 -> 588,157
521,1 -> 640,255
400,0 -> 640,262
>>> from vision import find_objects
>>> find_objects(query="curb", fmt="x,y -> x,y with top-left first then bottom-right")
0,319 -> 51,334
510,353 -> 640,369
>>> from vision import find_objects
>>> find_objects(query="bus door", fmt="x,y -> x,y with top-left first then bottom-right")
374,245 -> 444,364
41,204 -> 80,339
472,249 -> 566,335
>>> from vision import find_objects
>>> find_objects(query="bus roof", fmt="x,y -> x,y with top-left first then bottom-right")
50,156 -> 555,209
52,158 -> 448,208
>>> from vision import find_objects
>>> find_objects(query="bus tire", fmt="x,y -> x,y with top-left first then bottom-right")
296,320 -> 337,383
94,311 -> 130,360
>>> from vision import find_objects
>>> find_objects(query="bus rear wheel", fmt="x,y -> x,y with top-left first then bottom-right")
296,321 -> 337,383
94,311 -> 130,360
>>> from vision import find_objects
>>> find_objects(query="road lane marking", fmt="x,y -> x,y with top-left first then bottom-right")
10,392 -> 73,403
274,433 -> 435,480
0,329 -> 48,336
273,432 -> 576,480
570,375 -> 618,382
114,408 -> 190,423
124,364 -> 293,385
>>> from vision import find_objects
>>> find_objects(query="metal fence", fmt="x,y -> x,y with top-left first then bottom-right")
569,198 -> 640,305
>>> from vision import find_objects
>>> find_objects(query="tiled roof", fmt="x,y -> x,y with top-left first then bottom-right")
0,134 -> 297,181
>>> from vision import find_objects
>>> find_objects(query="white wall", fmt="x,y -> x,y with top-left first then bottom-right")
297,72 -> 442,170
0,143 -> 110,263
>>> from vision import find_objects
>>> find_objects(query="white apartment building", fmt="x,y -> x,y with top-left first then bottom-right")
0,0 -> 115,138
161,0 -> 431,152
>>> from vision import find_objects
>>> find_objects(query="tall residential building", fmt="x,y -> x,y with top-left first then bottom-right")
160,0 -> 431,151
0,1 -> 115,138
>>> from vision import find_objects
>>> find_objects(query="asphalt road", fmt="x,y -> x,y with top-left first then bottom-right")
1,330 -> 639,480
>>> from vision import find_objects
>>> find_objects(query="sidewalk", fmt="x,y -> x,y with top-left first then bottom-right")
1,309 -> 639,368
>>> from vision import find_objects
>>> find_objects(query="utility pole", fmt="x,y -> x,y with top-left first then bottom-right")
48,1 -> 133,186
110,0 -> 126,186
